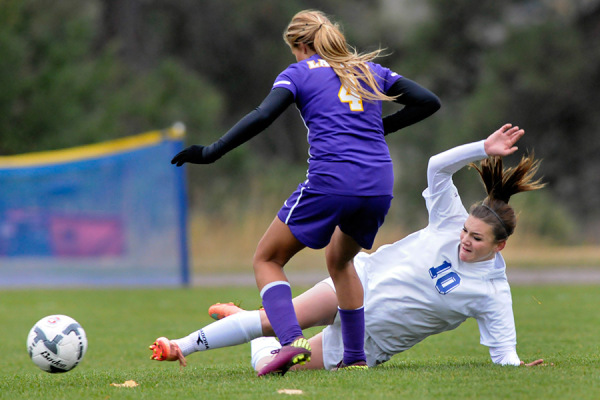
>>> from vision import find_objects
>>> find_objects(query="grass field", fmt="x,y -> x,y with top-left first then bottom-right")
1,285 -> 599,399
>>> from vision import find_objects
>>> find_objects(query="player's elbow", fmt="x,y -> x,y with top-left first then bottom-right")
425,94 -> 441,115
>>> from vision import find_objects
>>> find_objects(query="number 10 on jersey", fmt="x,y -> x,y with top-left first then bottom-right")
429,260 -> 462,295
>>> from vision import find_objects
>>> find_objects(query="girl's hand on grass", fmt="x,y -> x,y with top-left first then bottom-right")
520,359 -> 545,367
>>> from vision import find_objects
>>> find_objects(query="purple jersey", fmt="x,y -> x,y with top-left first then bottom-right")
273,54 -> 402,196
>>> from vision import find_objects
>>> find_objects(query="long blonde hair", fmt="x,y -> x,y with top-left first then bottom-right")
470,154 -> 546,241
283,10 -> 397,102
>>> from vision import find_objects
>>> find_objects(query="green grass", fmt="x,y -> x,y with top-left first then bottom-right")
1,286 -> 599,399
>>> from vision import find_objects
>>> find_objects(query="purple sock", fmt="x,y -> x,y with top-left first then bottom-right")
260,282 -> 302,346
339,307 -> 366,365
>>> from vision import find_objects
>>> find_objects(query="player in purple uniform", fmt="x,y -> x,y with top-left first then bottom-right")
156,9 -> 440,375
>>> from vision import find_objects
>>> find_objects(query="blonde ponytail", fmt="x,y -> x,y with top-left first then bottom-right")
283,10 -> 397,102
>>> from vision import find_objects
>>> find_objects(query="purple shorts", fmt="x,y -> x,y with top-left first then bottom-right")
277,182 -> 392,250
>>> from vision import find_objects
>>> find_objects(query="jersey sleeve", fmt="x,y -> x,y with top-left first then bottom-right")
372,63 -> 402,93
475,279 -> 518,350
272,63 -> 303,98
489,345 -> 521,366
422,140 -> 487,228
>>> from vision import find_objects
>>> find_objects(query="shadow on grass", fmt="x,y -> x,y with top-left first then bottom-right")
378,359 -> 492,371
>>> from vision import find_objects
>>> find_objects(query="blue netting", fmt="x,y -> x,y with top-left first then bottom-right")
0,132 -> 189,286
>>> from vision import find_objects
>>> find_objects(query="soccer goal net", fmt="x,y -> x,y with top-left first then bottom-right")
0,124 -> 189,287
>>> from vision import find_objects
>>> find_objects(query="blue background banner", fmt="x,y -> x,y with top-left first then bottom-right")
0,125 -> 189,286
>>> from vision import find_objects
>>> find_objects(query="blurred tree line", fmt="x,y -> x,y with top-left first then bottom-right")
1,0 -> 599,242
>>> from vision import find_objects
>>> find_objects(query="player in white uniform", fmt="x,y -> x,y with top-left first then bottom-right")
149,124 -> 545,370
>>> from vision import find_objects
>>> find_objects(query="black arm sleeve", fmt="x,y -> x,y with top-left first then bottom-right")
202,87 -> 295,161
382,77 -> 441,136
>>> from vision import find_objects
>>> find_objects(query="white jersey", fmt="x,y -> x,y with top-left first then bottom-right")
321,140 -> 519,369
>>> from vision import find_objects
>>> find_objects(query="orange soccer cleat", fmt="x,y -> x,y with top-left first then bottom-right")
208,302 -> 244,320
149,337 -> 187,367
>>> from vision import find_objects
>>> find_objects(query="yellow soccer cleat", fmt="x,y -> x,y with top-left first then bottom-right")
257,337 -> 311,377
332,360 -> 368,371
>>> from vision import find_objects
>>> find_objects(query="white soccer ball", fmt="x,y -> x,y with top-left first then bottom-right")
26,315 -> 88,373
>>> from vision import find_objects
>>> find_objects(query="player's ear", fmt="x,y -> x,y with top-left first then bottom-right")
494,240 -> 506,252
298,42 -> 309,55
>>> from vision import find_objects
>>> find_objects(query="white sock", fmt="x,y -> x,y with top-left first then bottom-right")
250,336 -> 281,371
172,310 -> 262,357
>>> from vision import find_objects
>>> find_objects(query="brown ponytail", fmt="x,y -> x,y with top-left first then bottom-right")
469,154 -> 546,241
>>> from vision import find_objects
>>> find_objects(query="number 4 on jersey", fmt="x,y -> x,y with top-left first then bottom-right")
338,84 -> 364,111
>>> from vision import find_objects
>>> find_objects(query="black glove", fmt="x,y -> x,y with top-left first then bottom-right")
171,143 -> 222,166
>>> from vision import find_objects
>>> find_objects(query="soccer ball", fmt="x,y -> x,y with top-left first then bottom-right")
27,315 -> 88,373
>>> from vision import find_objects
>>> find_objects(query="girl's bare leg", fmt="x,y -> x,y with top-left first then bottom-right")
325,228 -> 363,310
253,217 -> 305,291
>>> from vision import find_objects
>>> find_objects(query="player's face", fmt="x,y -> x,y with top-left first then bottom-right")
459,216 -> 505,263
